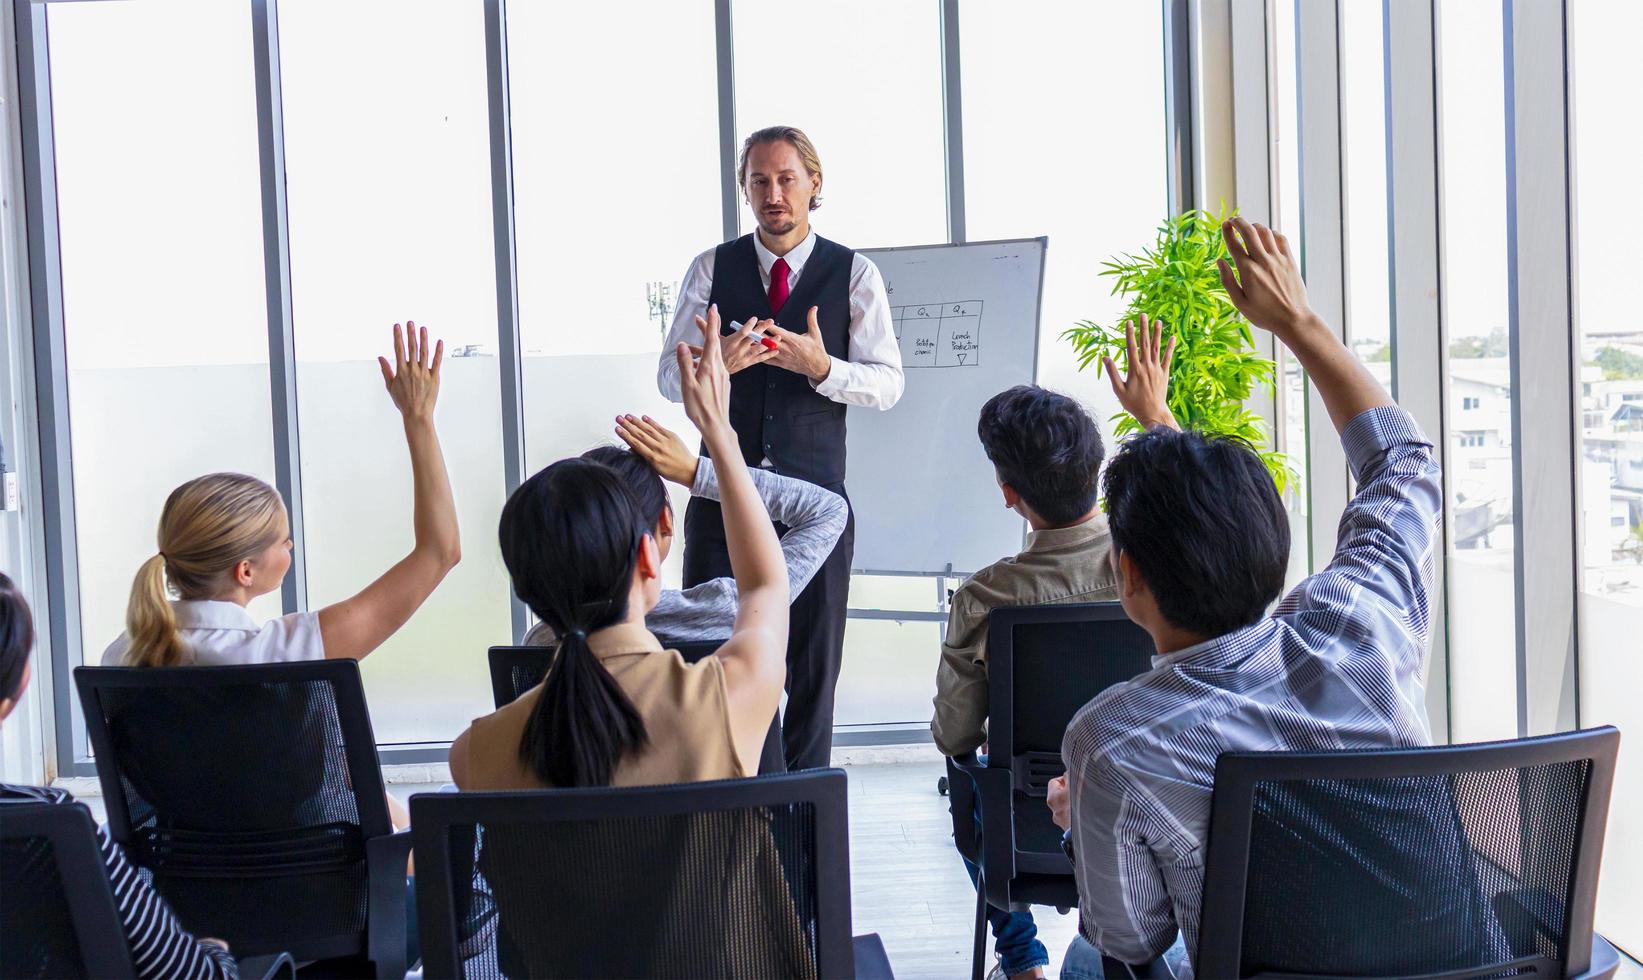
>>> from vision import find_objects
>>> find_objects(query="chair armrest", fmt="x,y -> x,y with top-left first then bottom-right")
237,952 -> 296,980
952,752 -> 1020,911
365,831 -> 413,980
852,933 -> 895,979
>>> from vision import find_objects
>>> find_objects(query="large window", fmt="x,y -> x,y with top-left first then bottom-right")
1437,0 -> 1519,744
508,0 -> 721,592
1271,0 -> 1311,587
1338,2 -> 1392,383
1569,0 -> 1643,952
46,0 -> 280,666
278,0 -> 510,744
732,0 -> 947,249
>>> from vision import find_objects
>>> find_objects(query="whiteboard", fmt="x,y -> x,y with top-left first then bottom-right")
847,238 -> 1045,576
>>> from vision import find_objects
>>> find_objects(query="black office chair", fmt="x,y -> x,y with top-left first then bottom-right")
1198,727 -> 1623,979
944,601 -> 1155,980
410,769 -> 892,979
74,661 -> 412,978
0,800 -> 295,979
488,638 -> 786,772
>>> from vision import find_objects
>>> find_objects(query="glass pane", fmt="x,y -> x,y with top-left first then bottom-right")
960,0 -> 1168,407
278,0 -> 509,743
509,0 -> 721,592
1569,0 -> 1643,952
732,0 -> 946,248
1437,0 -> 1519,744
1339,2 -> 1392,379
47,0 -> 280,666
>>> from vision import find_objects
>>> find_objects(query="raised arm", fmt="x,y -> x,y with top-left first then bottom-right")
1104,314 -> 1181,432
317,323 -> 461,661
1218,218 -> 1394,432
674,308 -> 788,774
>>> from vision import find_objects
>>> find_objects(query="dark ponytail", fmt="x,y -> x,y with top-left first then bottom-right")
499,459 -> 650,787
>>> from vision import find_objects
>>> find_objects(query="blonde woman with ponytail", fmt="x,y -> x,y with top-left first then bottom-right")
103,322 -> 462,670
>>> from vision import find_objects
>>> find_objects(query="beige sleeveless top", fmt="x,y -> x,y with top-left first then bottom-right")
461,623 -> 745,790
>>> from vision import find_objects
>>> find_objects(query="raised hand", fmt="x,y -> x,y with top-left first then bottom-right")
675,305 -> 734,440
378,321 -> 443,423
1217,218 -> 1317,339
615,414 -> 699,487
1103,314 -> 1179,431
764,306 -> 833,382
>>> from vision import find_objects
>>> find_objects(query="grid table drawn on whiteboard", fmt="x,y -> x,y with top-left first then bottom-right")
889,300 -> 983,368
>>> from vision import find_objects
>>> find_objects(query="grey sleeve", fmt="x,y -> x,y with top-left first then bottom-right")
693,459 -> 848,598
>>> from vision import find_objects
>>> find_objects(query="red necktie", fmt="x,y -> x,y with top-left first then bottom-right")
768,257 -> 790,315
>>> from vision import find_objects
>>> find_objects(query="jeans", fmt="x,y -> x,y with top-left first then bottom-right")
1057,935 -> 1190,980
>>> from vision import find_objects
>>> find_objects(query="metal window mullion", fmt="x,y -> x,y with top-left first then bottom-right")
250,0 -> 307,615
13,0 -> 88,775
482,0 -> 529,643
939,0 -> 965,245
715,0 -> 738,241
1294,0 -> 1351,573
1163,0 -> 1195,214
1385,0 -> 1451,742
1503,0 -> 1578,737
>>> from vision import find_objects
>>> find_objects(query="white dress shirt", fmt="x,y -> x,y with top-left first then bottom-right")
102,599 -> 325,667
656,229 -> 905,411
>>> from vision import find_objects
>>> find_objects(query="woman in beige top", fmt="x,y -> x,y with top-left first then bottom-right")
450,308 -> 789,789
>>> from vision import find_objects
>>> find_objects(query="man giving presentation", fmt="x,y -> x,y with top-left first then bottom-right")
657,125 -> 903,770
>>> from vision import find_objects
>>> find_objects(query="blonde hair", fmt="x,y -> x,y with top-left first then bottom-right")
737,125 -> 823,211
124,473 -> 287,668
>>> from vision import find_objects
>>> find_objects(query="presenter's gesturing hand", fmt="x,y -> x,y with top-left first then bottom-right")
764,306 -> 834,383
1103,314 -> 1179,432
685,305 -> 778,376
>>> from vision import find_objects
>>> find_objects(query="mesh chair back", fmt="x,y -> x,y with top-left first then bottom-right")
986,603 -> 1153,859
1199,727 -> 1620,979
74,662 -> 393,960
488,639 -> 727,708
413,770 -> 855,979
0,802 -> 133,980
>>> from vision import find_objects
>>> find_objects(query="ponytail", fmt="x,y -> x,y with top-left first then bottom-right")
124,553 -> 186,668
121,473 -> 287,668
520,629 -> 647,787
500,459 -> 651,787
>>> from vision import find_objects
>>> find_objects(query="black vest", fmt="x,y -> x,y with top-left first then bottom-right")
705,234 -> 854,487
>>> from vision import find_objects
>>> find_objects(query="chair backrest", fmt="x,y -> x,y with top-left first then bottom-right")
487,638 -> 728,708
985,601 -> 1155,787
0,802 -> 133,979
412,769 -> 854,979
74,661 -> 393,960
1198,727 -> 1620,979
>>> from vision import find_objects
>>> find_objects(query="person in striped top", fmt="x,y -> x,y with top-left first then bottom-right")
1049,219 -> 1445,974
0,572 -> 238,979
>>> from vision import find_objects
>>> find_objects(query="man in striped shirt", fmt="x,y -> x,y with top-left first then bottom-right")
1050,219 -> 1441,972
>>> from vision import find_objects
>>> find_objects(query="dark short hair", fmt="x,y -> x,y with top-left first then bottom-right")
0,572 -> 33,704
977,385 -> 1106,525
1103,428 -> 1289,637
582,445 -> 670,531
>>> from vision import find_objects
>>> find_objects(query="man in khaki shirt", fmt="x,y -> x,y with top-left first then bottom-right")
932,383 -> 1117,980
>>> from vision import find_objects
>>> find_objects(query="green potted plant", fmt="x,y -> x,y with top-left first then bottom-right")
1062,206 -> 1292,492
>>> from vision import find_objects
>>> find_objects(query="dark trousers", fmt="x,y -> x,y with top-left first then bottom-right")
683,487 -> 854,772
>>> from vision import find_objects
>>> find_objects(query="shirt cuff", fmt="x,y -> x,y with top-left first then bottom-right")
1341,405 -> 1431,480
810,355 -> 849,397
690,455 -> 718,500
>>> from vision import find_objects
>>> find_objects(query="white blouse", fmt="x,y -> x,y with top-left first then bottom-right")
101,599 -> 325,667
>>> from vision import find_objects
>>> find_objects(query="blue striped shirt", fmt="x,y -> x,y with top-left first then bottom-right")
1062,406 -> 1440,970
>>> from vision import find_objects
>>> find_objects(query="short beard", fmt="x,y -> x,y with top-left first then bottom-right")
758,213 -> 799,237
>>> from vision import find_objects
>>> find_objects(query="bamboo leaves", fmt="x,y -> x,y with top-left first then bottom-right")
1062,206 -> 1295,494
